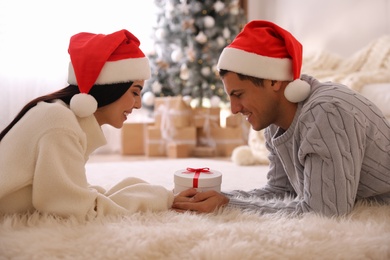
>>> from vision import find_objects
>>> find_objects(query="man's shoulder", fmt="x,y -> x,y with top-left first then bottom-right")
301,81 -> 388,128
304,82 -> 367,110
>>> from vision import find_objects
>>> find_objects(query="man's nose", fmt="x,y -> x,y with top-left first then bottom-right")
230,99 -> 241,115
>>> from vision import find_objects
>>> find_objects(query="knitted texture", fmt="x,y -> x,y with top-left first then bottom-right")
226,75 -> 390,216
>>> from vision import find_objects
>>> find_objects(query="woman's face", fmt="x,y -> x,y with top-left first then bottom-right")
94,80 -> 144,128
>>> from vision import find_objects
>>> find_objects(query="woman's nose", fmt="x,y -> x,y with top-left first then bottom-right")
134,97 -> 142,109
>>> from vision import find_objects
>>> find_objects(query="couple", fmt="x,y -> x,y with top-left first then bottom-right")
1,20 -> 390,221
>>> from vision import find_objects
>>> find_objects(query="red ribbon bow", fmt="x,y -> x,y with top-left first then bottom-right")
182,167 -> 211,188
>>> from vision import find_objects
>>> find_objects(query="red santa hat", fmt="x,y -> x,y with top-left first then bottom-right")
68,29 -> 151,117
217,20 -> 310,103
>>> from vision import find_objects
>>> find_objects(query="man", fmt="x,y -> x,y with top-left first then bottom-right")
173,20 -> 390,217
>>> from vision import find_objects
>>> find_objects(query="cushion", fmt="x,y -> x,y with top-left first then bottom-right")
360,83 -> 390,116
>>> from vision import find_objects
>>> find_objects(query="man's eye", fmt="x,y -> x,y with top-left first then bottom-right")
133,92 -> 140,96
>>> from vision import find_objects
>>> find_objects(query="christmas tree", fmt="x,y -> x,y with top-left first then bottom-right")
142,0 -> 247,110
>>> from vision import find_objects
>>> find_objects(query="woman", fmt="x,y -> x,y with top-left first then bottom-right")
0,29 -> 174,221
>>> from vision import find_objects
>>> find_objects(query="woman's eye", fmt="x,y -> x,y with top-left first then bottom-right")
133,92 -> 140,96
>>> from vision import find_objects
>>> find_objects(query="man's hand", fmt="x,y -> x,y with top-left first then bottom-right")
172,188 -> 229,213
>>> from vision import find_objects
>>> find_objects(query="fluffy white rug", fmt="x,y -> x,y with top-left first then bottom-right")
1,158 -> 390,259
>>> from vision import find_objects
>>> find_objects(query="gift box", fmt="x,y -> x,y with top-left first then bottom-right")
192,146 -> 216,157
145,126 -> 167,156
167,142 -> 191,158
121,122 -> 151,155
154,96 -> 193,128
174,167 -> 222,193
225,114 -> 243,128
145,126 -> 196,157
197,126 -> 246,156
192,107 -> 220,128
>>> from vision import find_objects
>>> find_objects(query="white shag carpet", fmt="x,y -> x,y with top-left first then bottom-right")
1,158 -> 390,259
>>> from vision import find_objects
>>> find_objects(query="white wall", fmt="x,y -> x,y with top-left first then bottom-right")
247,0 -> 390,57
0,1 -> 157,132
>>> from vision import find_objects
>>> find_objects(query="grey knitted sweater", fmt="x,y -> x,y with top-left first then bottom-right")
225,75 -> 390,216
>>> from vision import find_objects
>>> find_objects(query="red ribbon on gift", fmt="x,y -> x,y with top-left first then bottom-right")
182,167 -> 211,188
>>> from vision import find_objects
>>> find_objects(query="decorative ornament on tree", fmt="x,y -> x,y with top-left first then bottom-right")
195,31 -> 207,44
213,1 -> 225,12
210,95 -> 221,107
186,47 -> 196,62
151,81 -> 162,93
171,48 -> 183,63
142,91 -> 155,107
190,97 -> 200,108
229,5 -> 239,15
182,95 -> 192,106
217,36 -> 226,47
203,16 -> 215,28
201,97 -> 211,108
201,66 -> 211,76
179,1 -> 190,14
180,63 -> 190,80
223,27 -> 231,39
164,1 -> 175,19
155,28 -> 166,40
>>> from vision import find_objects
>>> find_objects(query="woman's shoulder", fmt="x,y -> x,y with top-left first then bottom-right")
29,100 -> 80,129
36,99 -> 73,115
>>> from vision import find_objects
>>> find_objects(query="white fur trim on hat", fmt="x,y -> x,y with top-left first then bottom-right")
284,79 -> 310,103
68,57 -> 151,86
217,48 -> 294,81
70,93 -> 98,118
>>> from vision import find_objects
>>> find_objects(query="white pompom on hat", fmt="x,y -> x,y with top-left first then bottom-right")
67,29 -> 151,117
217,20 -> 310,103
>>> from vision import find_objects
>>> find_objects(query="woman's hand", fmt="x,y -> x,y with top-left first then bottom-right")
172,188 -> 229,213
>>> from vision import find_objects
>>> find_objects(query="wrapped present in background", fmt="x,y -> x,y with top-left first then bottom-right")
167,143 -> 191,158
146,125 -> 196,157
197,126 -> 246,157
192,146 -> 216,157
154,96 -> 193,128
145,126 -> 167,157
226,113 -> 244,128
121,96 -> 249,158
192,107 -> 220,128
121,122 -> 152,155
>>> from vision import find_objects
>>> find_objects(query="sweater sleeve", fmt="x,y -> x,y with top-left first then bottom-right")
223,126 -> 297,212
33,129 -> 173,221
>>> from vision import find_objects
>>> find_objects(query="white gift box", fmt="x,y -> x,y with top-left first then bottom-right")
174,168 -> 222,193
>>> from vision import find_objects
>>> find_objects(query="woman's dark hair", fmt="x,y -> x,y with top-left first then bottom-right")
0,82 -> 132,141
219,69 -> 264,86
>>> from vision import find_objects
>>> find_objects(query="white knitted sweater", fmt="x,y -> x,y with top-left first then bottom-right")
0,100 -> 174,221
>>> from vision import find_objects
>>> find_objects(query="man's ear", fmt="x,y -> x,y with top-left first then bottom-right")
270,80 -> 282,91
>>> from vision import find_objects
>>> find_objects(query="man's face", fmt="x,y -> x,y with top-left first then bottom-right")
222,72 -> 279,131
